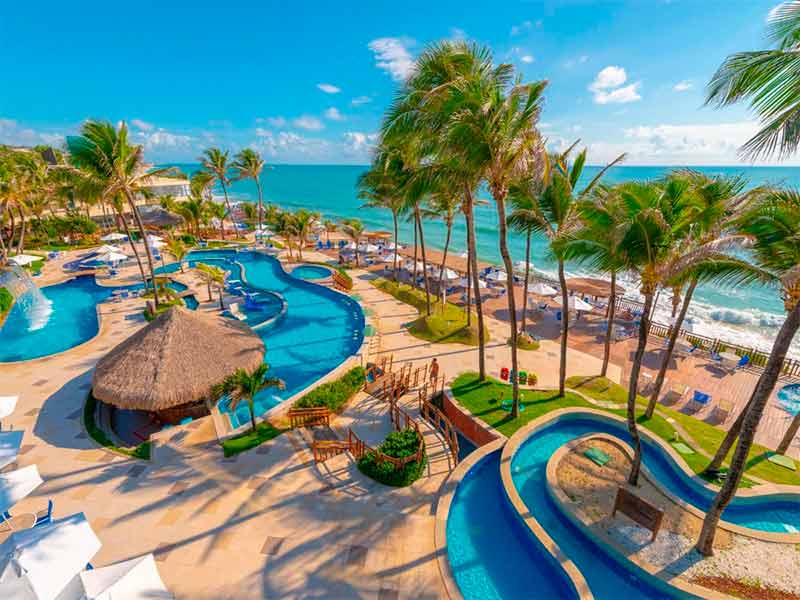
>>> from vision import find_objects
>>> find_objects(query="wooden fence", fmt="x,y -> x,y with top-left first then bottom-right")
418,383 -> 459,465
288,407 -> 330,429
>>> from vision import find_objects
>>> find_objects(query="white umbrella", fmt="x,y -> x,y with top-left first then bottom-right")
0,396 -> 17,420
529,282 -> 558,296
9,255 -> 40,267
57,554 -> 172,600
145,234 -> 162,242
95,251 -> 128,264
381,253 -> 398,263
0,513 -> 101,600
431,267 -> 460,281
0,431 -> 23,470
513,260 -> 535,273
385,242 -> 402,250
458,277 -> 487,289
149,240 -> 165,249
0,466 -> 43,516
403,260 -> 424,271
358,243 -> 380,254
563,296 -> 593,312
343,241 -> 357,250
100,232 -> 127,242
458,251 -> 469,259
97,245 -> 122,254
485,270 -> 507,282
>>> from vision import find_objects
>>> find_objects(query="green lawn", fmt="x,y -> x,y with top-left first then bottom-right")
220,422 -> 284,457
372,278 -> 488,345
566,375 -> 800,486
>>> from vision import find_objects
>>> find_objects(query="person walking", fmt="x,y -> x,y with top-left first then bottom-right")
429,357 -> 440,384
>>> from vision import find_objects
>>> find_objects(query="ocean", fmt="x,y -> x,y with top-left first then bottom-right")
166,163 -> 800,357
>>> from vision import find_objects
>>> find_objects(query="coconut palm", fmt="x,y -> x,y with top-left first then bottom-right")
706,2 -> 800,159
67,120 -> 174,306
558,184 -> 630,377
323,219 -> 337,244
422,183 -> 460,310
338,218 -> 365,266
200,148 -> 240,238
205,202 -> 227,240
165,238 -> 188,272
195,262 -> 227,309
696,189 -> 800,556
212,363 -> 285,433
291,209 -> 319,261
232,148 -> 266,234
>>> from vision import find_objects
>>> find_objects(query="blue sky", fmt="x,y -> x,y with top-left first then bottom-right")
0,0 -> 789,165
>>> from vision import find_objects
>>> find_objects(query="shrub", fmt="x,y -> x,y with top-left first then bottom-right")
0,288 -> 13,319
84,392 -> 150,460
357,427 -> 426,487
143,298 -> 184,322
293,366 -> 365,412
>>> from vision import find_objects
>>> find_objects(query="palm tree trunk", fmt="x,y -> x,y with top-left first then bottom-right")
778,411 -> 800,455
465,189 -> 485,380
249,399 -> 257,433
494,193 -> 520,417
392,212 -> 399,282
647,279 -> 697,418
8,209 -> 15,255
521,229 -> 531,332
218,286 -> 225,310
255,176 -> 264,236
627,291 -> 655,486
16,207 -> 26,255
557,259 -> 569,396
438,219 -> 453,312
416,207 -> 432,316
706,397 -> 752,474
114,206 -> 148,287
697,302 -> 800,555
412,218 -> 418,286
466,236 -> 472,327
123,190 -> 160,307
206,280 -> 213,302
220,181 -> 241,239
601,270 -> 617,378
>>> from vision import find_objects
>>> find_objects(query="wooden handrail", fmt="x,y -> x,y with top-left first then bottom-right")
288,407 -> 331,428
418,380 -> 459,465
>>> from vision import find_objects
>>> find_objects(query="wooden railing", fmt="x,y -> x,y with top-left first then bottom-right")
311,439 -> 351,462
418,383 -> 459,465
288,407 -> 330,428
332,271 -> 352,291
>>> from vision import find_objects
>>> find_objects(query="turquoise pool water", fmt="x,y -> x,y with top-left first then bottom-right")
291,265 -> 332,280
159,249 -> 364,428
777,383 -> 800,415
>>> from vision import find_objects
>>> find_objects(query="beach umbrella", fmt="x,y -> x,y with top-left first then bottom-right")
385,242 -> 402,250
0,466 -> 43,516
97,245 -> 122,254
149,239 -> 165,249
99,232 -> 127,242
431,267 -> 460,281
485,270 -> 507,282
458,251 -> 469,259
9,255 -> 40,267
0,431 -> 23,470
145,234 -> 162,242
403,259 -> 424,271
529,282 -> 558,296
0,396 -> 17,420
513,260 -> 535,273
561,296 -> 593,312
381,253 -> 398,263
358,243 -> 380,254
0,513 -> 102,600
458,277 -> 487,289
343,241 -> 357,250
95,251 -> 128,264
57,554 -> 172,600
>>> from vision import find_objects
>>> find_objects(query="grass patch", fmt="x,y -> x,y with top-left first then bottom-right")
372,277 -> 488,346
293,366 -> 366,412
566,376 -> 797,486
221,421 -> 284,457
510,334 -> 540,351
83,393 -> 150,460
0,288 -> 13,325
143,298 -> 184,321
357,428 -> 427,487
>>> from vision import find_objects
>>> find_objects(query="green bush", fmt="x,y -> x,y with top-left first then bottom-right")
357,427 -> 426,487
292,366 -> 366,412
143,298 -> 184,321
84,393 -> 150,460
221,421 -> 284,457
0,288 -> 13,320
180,234 -> 197,245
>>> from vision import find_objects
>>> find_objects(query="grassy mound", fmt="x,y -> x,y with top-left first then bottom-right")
509,333 -> 540,351
357,427 -> 426,487
221,421 -> 284,457
567,376 -> 800,486
372,278 -> 488,345
292,366 -> 365,412
0,288 -> 14,325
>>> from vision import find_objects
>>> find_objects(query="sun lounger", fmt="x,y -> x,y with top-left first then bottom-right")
684,390 -> 712,414
661,382 -> 688,406
705,399 -> 733,425
228,303 -> 247,321
34,500 -> 53,527
638,372 -> 654,396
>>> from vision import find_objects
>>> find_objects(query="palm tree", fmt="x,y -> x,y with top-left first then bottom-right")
212,364 -> 285,433
232,149 -> 266,234
646,171 -> 760,416
422,184 -> 460,310
166,238 -> 188,272
291,209 -> 319,261
67,120 -> 174,307
323,219 -> 337,244
205,202 -> 227,240
706,2 -> 800,160
196,262 -> 227,309
559,184 -> 630,378
200,148 -> 240,238
697,189 -> 800,556
339,218 -> 365,266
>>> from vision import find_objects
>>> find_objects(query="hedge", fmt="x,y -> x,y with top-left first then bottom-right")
357,427 -> 426,487
84,393 -> 150,460
0,288 -> 13,322
292,366 -> 366,412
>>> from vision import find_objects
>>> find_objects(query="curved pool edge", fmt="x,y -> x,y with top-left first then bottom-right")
433,437 -> 506,600
545,433 -> 727,600
503,407 -> 800,544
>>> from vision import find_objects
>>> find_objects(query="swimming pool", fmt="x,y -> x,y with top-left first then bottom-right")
160,249 -> 364,428
777,383 -> 800,415
291,265 -> 333,280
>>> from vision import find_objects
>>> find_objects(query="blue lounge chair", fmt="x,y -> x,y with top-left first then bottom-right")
34,500 -> 53,527
556,310 -> 562,321
326,240 -> 333,249
736,355 -> 750,370
316,241 -> 324,250
686,390 -> 711,413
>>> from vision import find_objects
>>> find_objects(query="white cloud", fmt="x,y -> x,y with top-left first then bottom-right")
135,128 -> 193,150
368,37 -> 415,81
520,55 -> 535,64
343,131 -> 378,154
589,66 -> 641,104
594,83 -> 641,104
0,118 -> 63,147
258,116 -> 287,128
130,118 -> 154,131
317,83 -> 341,94
450,27 -> 467,41
564,54 -> 589,68
292,115 -> 325,131
673,80 -> 693,92
510,20 -> 533,36
351,96 -> 372,106
324,107 -> 345,121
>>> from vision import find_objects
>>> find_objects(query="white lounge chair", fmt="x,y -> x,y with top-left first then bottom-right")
228,303 -> 247,321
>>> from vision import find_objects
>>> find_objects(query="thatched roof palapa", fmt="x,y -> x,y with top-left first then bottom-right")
92,306 -> 264,411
